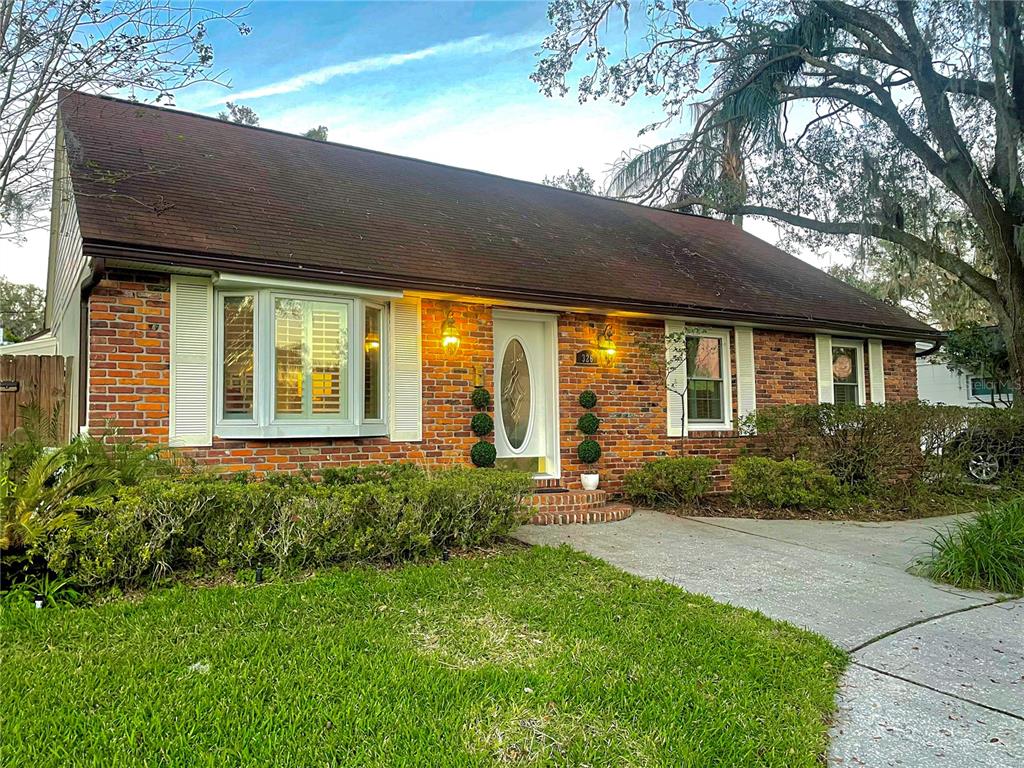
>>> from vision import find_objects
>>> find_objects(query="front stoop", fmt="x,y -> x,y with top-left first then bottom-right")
526,487 -> 634,525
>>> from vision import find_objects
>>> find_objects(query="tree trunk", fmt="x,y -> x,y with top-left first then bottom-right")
997,256 -> 1024,408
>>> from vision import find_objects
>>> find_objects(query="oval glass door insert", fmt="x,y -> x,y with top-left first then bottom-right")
500,338 -> 531,450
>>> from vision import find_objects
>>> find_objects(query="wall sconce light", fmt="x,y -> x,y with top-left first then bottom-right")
364,330 -> 381,353
441,309 -> 461,357
596,324 -> 616,366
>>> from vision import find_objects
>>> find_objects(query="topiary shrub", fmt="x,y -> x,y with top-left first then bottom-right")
578,389 -> 597,409
623,457 -> 715,507
471,387 -> 491,410
470,440 -> 497,468
577,439 -> 601,464
470,412 -> 494,437
577,413 -> 600,435
731,456 -> 844,510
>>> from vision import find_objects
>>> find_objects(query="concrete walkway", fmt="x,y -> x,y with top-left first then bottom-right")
516,511 -> 1023,766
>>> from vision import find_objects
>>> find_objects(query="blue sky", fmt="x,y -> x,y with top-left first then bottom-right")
176,1 -> 676,182
8,0 -> 785,286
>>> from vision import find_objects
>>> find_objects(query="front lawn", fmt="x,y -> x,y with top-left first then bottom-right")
2,546 -> 844,767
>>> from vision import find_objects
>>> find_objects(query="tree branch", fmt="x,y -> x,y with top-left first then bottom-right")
668,197 -> 1003,308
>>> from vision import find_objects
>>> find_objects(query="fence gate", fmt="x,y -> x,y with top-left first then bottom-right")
0,355 -> 72,445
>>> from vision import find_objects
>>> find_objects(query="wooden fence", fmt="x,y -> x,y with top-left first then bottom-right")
0,355 -> 72,445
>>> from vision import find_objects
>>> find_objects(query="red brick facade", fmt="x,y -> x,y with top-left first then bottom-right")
86,271 -> 918,490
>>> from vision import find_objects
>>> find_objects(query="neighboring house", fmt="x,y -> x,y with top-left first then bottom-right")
19,91 -> 939,514
916,344 -> 1015,407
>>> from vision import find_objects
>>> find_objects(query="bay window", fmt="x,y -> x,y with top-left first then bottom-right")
215,289 -> 386,438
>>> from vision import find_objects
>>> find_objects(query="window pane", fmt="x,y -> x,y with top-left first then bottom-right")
222,296 -> 254,419
687,379 -> 724,421
275,299 -> 305,416
686,337 -> 722,379
831,346 -> 858,384
311,306 -> 345,415
834,383 -> 859,406
364,306 -> 382,420
274,298 -> 349,419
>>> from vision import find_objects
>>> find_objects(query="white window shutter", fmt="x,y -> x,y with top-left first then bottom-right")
665,320 -> 687,437
389,297 -> 422,442
169,275 -> 213,446
735,325 -> 757,433
815,334 -> 834,404
868,338 -> 886,404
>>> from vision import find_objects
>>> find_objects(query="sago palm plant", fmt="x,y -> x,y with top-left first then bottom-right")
0,449 -> 116,551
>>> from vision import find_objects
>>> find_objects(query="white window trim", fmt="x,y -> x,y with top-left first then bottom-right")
830,338 -> 866,406
684,326 -> 733,431
214,288 -> 389,439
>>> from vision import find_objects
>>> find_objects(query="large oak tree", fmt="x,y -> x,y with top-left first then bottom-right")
533,0 -> 1024,392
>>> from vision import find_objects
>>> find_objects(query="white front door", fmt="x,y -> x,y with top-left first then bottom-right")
492,310 -> 559,477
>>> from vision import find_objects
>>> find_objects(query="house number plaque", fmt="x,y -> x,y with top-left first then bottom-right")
0,380 -> 19,393
575,350 -> 597,366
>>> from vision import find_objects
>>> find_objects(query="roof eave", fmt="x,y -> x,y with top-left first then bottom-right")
82,239 -> 941,342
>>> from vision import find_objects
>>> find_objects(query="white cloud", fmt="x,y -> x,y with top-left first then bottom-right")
265,86 -> 676,191
204,32 -> 540,105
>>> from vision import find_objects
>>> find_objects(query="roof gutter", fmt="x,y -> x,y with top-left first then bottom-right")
82,240 -> 942,342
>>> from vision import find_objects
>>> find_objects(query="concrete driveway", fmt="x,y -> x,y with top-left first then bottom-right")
516,511 -> 1023,767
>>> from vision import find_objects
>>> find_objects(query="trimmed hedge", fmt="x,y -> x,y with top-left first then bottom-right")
38,466 -> 532,587
623,457 -> 715,507
731,457 -> 843,510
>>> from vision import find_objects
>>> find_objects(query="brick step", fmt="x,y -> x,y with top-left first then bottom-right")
527,489 -> 608,512
528,502 -> 634,526
532,477 -> 563,490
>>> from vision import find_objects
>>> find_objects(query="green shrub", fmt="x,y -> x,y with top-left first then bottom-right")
320,463 -> 421,487
471,387 -> 491,409
731,457 -> 844,510
577,439 -> 601,464
752,402 -> 1024,494
623,457 -> 715,507
577,413 -> 600,435
921,496 -> 1024,594
578,390 -> 597,409
470,441 -> 497,468
471,412 -> 494,437
39,467 -> 532,588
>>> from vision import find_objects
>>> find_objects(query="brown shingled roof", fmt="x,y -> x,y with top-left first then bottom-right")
59,90 -> 936,338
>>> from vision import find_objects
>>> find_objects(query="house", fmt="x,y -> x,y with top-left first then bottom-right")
917,342 -> 1015,407
22,91 -> 940,518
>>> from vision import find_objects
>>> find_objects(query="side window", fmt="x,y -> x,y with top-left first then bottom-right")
831,344 -> 861,405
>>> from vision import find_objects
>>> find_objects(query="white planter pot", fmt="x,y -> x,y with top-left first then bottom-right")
581,472 -> 600,491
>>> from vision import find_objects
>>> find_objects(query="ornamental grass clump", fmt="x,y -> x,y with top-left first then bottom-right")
921,496 -> 1024,594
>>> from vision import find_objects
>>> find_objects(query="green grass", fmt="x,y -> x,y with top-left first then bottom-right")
1,545 -> 845,767
922,496 -> 1024,594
